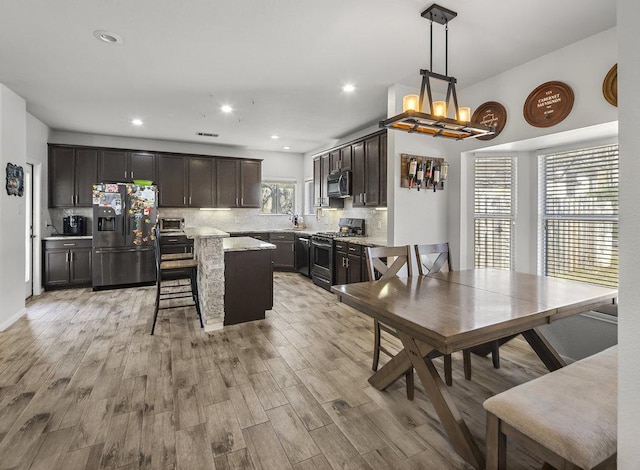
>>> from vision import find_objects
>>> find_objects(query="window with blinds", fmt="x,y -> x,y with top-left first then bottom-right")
540,144 -> 618,288
474,156 -> 515,269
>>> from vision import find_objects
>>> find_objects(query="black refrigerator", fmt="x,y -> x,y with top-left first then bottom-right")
92,183 -> 158,290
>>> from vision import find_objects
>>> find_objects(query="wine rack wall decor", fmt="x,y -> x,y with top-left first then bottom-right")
400,154 -> 447,191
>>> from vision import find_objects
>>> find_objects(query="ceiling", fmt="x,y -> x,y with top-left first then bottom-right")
0,0 -> 616,154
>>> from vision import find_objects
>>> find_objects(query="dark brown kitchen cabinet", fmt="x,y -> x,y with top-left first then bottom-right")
334,241 -> 365,285
312,155 -> 343,208
99,150 -> 128,182
48,145 -> 98,208
216,158 -> 262,208
188,157 -> 215,207
99,150 -> 156,183
240,160 -> 261,208
157,154 -> 188,207
43,239 -> 92,289
353,134 -> 382,207
159,234 -> 194,278
329,147 -> 352,171
270,232 -> 295,270
379,133 -> 388,207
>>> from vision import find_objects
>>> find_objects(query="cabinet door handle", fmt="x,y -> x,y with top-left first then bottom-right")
363,192 -> 367,204
346,258 -> 349,268
236,197 -> 239,206
70,252 -> 74,262
124,170 -> 128,179
183,196 -> 186,205
71,194 -> 74,205
66,252 -> 69,263
189,196 -> 192,205
241,197 -> 244,206
63,243 -> 76,246
291,245 -> 294,252
342,257 -> 345,267
131,171 -> 134,179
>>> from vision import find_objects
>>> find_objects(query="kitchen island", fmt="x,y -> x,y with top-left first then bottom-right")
184,227 -> 275,331
223,236 -> 276,326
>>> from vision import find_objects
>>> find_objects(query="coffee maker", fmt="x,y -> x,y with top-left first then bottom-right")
63,215 -> 86,236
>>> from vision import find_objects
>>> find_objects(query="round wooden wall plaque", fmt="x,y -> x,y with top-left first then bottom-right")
523,81 -> 574,128
602,64 -> 617,107
471,101 -> 507,141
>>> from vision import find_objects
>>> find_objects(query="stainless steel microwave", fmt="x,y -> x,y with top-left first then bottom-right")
159,217 -> 184,232
327,170 -> 351,198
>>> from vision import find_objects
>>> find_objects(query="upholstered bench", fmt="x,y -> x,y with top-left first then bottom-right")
483,345 -> 617,470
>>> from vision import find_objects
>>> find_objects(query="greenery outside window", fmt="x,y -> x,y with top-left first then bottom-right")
261,181 -> 296,214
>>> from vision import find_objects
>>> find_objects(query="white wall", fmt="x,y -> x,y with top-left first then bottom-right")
26,113 -> 51,295
617,0 -> 640,464
0,85 -> 27,330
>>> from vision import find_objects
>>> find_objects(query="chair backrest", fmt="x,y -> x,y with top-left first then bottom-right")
154,223 -> 161,275
365,245 -> 413,281
414,242 -> 452,276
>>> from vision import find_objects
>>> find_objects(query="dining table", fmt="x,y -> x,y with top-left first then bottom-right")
330,268 -> 618,470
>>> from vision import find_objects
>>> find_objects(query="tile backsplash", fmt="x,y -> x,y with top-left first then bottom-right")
49,202 -> 388,239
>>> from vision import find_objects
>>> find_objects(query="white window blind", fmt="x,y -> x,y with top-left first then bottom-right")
540,144 -> 618,288
474,156 -> 515,269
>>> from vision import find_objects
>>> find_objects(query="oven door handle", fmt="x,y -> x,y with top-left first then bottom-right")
312,240 -> 332,249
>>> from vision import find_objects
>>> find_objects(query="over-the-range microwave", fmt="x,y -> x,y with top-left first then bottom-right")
327,170 -> 351,198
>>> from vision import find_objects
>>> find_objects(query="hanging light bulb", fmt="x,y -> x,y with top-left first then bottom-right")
402,94 -> 420,112
433,101 -> 447,117
458,107 -> 471,122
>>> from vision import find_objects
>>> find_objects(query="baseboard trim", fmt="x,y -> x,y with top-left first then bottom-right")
0,308 -> 27,332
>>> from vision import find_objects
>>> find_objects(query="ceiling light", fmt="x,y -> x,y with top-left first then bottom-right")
221,105 -> 233,113
380,4 -> 494,140
342,84 -> 356,93
131,119 -> 143,126
271,135 -> 279,140
283,146 -> 290,150
93,30 -> 123,45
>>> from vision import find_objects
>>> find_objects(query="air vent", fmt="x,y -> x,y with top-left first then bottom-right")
196,132 -> 219,137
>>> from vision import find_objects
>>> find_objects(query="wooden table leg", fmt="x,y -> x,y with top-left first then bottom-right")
397,331 -> 485,470
521,328 -> 566,371
368,341 -> 436,391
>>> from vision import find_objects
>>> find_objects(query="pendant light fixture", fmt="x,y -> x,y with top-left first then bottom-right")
380,4 -> 494,140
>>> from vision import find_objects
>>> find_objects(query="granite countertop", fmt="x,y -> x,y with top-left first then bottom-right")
184,227 -> 230,239
338,236 -> 387,247
223,236 -> 276,252
43,235 -> 93,240
227,228 -> 315,236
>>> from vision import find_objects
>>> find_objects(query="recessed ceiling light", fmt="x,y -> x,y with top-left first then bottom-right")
342,84 -> 356,93
131,119 -> 143,126
93,30 -> 124,45
221,105 -> 233,113
283,146 -> 290,150
271,135 -> 279,140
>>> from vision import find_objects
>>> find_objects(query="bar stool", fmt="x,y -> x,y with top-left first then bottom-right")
151,227 -> 203,335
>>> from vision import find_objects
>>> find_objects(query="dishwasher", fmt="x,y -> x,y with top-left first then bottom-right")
295,235 -> 311,277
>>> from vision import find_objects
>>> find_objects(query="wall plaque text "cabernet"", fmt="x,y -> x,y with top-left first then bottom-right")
523,81 -> 574,128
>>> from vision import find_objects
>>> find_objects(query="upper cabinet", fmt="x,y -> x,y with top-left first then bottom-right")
48,144 -> 262,209
313,154 -> 344,208
312,130 -> 387,208
157,154 -> 188,207
216,158 -> 262,208
48,145 -> 98,208
99,150 -> 156,183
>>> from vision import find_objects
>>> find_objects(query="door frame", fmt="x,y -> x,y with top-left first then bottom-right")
31,163 -> 43,296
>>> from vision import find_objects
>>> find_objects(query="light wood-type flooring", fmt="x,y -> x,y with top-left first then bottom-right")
0,273 -> 553,469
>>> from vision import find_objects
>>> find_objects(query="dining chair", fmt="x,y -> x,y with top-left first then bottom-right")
151,225 -> 203,335
414,242 -> 500,384
365,245 -> 415,399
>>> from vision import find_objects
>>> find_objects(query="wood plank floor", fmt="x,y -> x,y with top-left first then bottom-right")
0,273 -> 552,469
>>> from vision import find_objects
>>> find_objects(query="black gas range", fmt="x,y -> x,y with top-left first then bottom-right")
311,218 -> 365,290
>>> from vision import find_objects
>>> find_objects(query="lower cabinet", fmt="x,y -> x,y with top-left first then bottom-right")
334,241 -> 366,284
224,249 -> 273,325
159,234 -> 194,278
43,239 -> 93,289
269,232 -> 295,270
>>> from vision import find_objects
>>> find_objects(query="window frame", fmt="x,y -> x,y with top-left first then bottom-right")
538,143 -> 619,288
473,155 -> 517,270
259,180 -> 297,215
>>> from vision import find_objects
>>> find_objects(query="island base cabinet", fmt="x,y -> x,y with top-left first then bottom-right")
224,250 -> 273,325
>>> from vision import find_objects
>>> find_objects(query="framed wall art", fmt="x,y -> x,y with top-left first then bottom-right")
472,101 -> 508,141
602,64 -> 617,107
5,163 -> 24,197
